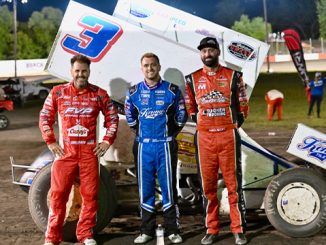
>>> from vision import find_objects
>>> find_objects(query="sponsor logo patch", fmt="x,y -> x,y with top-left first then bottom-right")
67,124 -> 89,137
198,76 -> 207,83
202,108 -> 226,117
217,82 -> 228,87
198,91 -> 229,104
139,108 -> 165,119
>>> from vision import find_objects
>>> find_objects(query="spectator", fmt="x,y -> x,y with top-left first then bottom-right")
307,72 -> 326,118
265,89 -> 284,121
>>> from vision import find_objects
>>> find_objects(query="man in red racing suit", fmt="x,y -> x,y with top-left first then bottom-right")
39,54 -> 118,245
185,37 -> 249,245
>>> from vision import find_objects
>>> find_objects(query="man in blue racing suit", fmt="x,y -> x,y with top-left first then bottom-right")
125,53 -> 188,244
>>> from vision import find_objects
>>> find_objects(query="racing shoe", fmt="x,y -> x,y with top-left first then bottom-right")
201,234 -> 218,244
84,238 -> 97,245
234,233 -> 247,245
134,234 -> 153,243
168,234 -> 183,243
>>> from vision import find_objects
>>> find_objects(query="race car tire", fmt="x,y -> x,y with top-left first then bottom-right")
264,167 -> 326,237
28,163 -> 117,241
38,90 -> 49,100
0,115 -> 9,130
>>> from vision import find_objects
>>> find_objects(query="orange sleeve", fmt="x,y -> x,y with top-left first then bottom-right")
184,76 -> 197,123
237,76 -> 249,119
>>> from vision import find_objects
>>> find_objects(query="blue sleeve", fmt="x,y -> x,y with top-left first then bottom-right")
125,90 -> 137,133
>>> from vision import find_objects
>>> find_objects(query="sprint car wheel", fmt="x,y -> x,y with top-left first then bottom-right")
264,167 -> 326,237
38,90 -> 48,100
28,163 -> 117,241
0,115 -> 9,130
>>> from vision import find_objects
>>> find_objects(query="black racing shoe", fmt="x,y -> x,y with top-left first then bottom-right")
201,234 -> 218,245
234,233 -> 247,245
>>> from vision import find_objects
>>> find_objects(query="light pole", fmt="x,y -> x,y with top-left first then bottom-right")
5,0 -> 28,78
263,0 -> 270,73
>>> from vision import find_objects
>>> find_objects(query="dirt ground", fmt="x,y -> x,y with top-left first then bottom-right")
1,100 -> 326,245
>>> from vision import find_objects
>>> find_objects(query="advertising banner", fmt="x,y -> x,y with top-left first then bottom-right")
283,29 -> 309,86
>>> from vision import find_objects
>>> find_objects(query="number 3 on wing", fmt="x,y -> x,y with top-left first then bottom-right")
61,14 -> 123,62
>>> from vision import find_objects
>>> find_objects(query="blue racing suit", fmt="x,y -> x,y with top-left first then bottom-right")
125,78 -> 187,236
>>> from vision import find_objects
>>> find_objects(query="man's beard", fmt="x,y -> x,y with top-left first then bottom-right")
202,56 -> 218,67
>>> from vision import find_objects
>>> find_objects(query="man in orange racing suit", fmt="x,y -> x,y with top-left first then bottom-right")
184,37 -> 249,245
39,54 -> 118,245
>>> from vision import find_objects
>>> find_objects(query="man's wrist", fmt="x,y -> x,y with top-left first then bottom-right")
103,140 -> 110,145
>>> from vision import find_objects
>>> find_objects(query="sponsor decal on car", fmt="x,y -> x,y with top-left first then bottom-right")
297,136 -> 326,162
61,14 -> 123,62
227,41 -> 257,61
130,3 -> 154,18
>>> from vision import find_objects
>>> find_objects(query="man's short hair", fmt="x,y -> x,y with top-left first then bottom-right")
140,53 -> 160,65
70,54 -> 91,68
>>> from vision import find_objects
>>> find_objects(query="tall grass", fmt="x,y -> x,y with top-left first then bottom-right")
243,72 -> 326,130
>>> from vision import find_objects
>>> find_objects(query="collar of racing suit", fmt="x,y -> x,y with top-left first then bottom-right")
69,80 -> 93,95
203,64 -> 222,75
142,77 -> 163,90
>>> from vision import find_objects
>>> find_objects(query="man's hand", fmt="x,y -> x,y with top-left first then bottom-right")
94,142 -> 111,157
48,142 -> 65,158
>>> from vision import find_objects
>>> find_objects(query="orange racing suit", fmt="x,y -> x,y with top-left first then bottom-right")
184,65 -> 249,235
39,81 -> 118,244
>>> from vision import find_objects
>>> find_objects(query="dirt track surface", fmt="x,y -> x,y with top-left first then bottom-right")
1,101 -> 326,245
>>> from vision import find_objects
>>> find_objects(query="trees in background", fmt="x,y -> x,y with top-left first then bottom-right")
231,15 -> 272,42
0,5 -> 62,60
0,5 -> 14,60
317,0 -> 326,39
214,0 -> 319,41
0,1 -> 324,60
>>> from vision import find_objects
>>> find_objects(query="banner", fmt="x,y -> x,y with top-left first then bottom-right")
283,29 -> 309,86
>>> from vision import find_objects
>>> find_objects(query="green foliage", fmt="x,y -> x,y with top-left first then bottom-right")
231,15 -> 272,42
0,6 -> 62,60
0,5 -> 14,60
27,7 -> 63,58
317,0 -> 326,39
243,72 -> 326,130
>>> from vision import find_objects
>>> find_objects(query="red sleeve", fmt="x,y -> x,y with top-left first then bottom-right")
238,77 -> 249,119
99,90 -> 119,145
185,76 -> 197,123
39,88 -> 58,145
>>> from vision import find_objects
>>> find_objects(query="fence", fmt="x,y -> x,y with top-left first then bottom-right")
268,37 -> 326,56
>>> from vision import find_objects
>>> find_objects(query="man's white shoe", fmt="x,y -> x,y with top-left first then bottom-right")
134,234 -> 153,243
44,243 -> 54,245
84,238 -> 97,245
168,234 -> 183,243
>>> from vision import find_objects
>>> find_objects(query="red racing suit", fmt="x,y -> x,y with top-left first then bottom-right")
39,81 -> 118,244
185,65 -> 249,235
